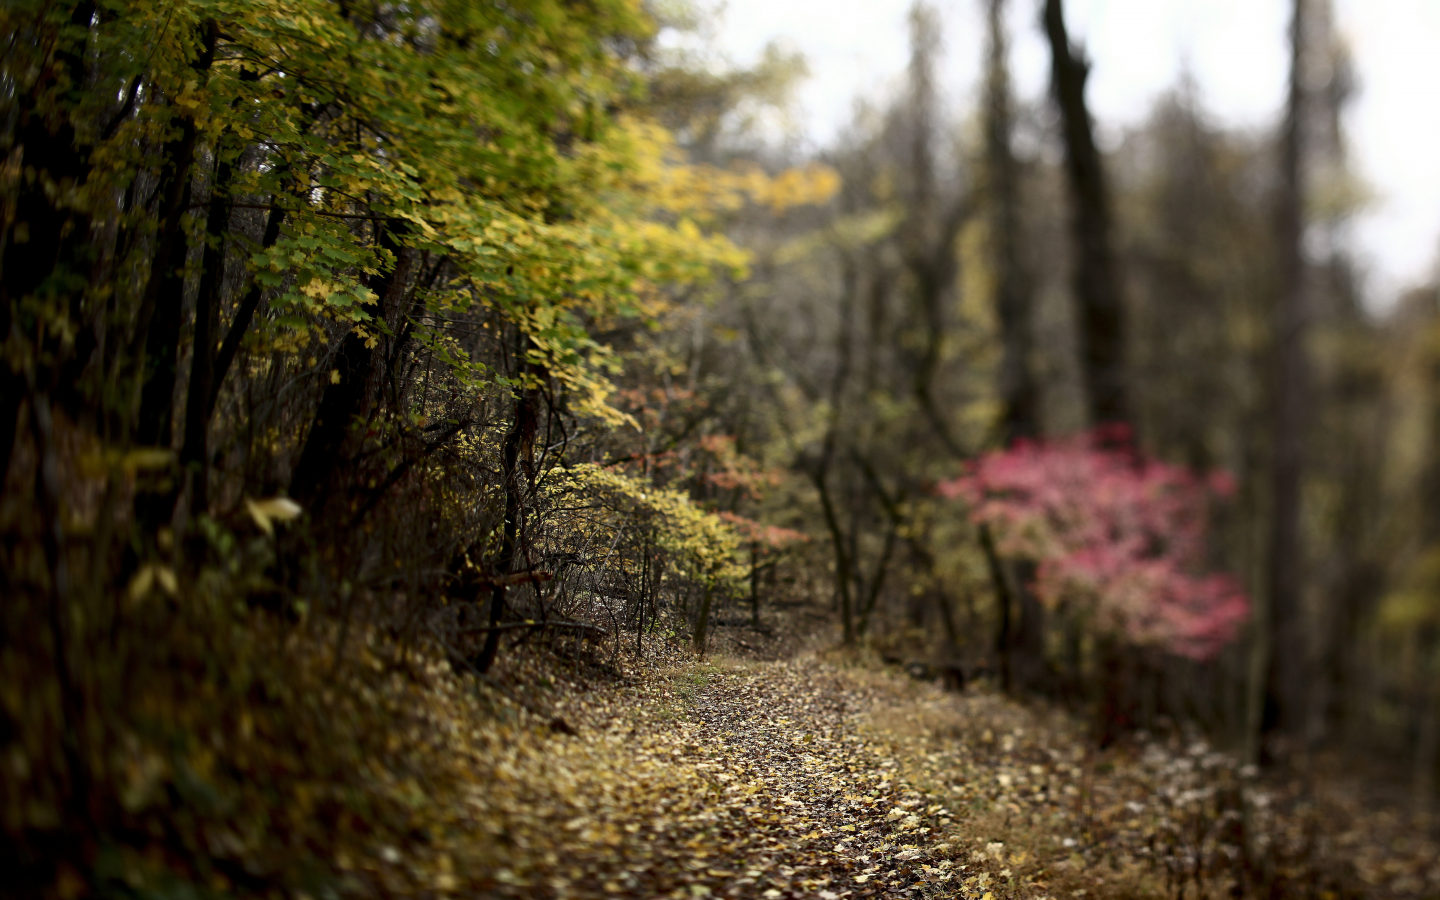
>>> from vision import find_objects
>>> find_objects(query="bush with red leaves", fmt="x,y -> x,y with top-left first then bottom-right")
937,428 -> 1248,660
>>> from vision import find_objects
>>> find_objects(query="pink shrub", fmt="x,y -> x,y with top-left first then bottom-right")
937,428 -> 1248,660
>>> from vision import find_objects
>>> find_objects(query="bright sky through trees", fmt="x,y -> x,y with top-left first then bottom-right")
708,0 -> 1440,303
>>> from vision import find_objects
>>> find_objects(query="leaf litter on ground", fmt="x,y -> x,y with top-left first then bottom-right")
51,623 -> 1440,900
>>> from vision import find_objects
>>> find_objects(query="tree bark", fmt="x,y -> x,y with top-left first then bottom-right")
476,359 -> 539,674
1261,0 -> 1312,752
1,1 -> 99,477
179,153 -> 233,516
986,0 -> 1038,443
980,523 -> 1015,693
1043,0 -> 1129,427
693,578 -> 716,656
209,203 -> 286,414
132,22 -> 218,447
812,251 -> 860,646
814,465 -> 855,646
289,220 -> 414,512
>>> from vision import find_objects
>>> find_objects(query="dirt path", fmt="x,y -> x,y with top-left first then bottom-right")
646,665 -> 963,898
426,653 -> 1439,900
463,659 -> 975,899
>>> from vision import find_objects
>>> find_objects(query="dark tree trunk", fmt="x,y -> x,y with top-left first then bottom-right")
1095,635 -> 1130,748
814,465 -> 855,647
289,220 -> 413,513
980,523 -> 1015,693
209,203 -> 286,415
0,1 -> 99,477
1012,560 -> 1050,693
810,251 -> 860,646
179,151 -> 235,516
903,3 -> 969,459
986,0 -> 1038,443
180,70 -> 272,518
131,22 -> 217,448
134,171 -> 193,453
693,578 -> 716,656
476,363 -> 539,674
1262,0 -> 1312,751
1043,0 -> 1129,427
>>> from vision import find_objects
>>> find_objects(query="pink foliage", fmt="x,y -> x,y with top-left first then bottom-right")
718,511 -> 810,550
936,428 -> 1249,660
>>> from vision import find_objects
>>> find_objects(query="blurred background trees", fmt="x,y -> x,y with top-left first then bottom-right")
667,0 -> 1440,797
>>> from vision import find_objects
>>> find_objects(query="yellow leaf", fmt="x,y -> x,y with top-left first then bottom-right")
126,566 -> 155,603
154,566 -> 178,597
122,448 -> 174,473
245,496 -> 303,535
300,279 -> 334,300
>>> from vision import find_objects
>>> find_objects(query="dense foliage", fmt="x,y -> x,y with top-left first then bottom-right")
0,0 -> 834,888
938,428 -> 1248,661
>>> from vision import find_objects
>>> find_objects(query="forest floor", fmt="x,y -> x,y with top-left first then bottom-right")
29,614 -> 1440,900
431,640 -> 1440,900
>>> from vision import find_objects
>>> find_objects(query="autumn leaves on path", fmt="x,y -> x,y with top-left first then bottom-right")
462,652 -> 1436,899
631,665 -> 963,898
468,659 -> 980,899
327,649 -> 1439,898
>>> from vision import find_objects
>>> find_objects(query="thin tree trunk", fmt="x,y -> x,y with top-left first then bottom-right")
903,3 -> 970,460
1043,0 -> 1129,427
1013,560 -> 1049,693
28,390 -> 91,816
814,466 -> 855,646
812,251 -> 860,646
749,545 -> 761,627
693,578 -> 716,656
131,23 -> 217,446
1412,632 -> 1439,809
209,203 -> 286,414
289,221 -> 413,512
0,1 -> 98,478
980,523 -> 1015,692
1262,0 -> 1311,752
986,0 -> 1038,443
179,152 -> 233,516
476,342 -> 539,674
134,173 -> 192,452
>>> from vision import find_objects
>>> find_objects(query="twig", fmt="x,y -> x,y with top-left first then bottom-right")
458,620 -> 608,637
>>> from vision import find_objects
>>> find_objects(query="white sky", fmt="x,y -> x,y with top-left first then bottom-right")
702,0 -> 1440,304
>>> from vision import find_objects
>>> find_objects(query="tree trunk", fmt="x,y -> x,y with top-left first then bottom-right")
814,466 -> 855,646
131,23 -> 218,447
903,2 -> 969,459
1095,634 -> 1130,748
693,578 -> 716,656
986,0 -> 1038,443
1043,0 -> 1129,427
179,170 -> 227,516
749,545 -> 761,627
476,344 -> 539,674
812,251 -> 859,646
1413,631 -> 1439,809
980,523 -> 1015,692
1262,0 -> 1312,753
289,221 -> 413,512
209,203 -> 286,415
1,1 -> 99,477
1012,560 -> 1050,693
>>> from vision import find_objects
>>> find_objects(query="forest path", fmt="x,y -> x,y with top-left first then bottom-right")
470,657 -> 994,899
646,663 -> 959,897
